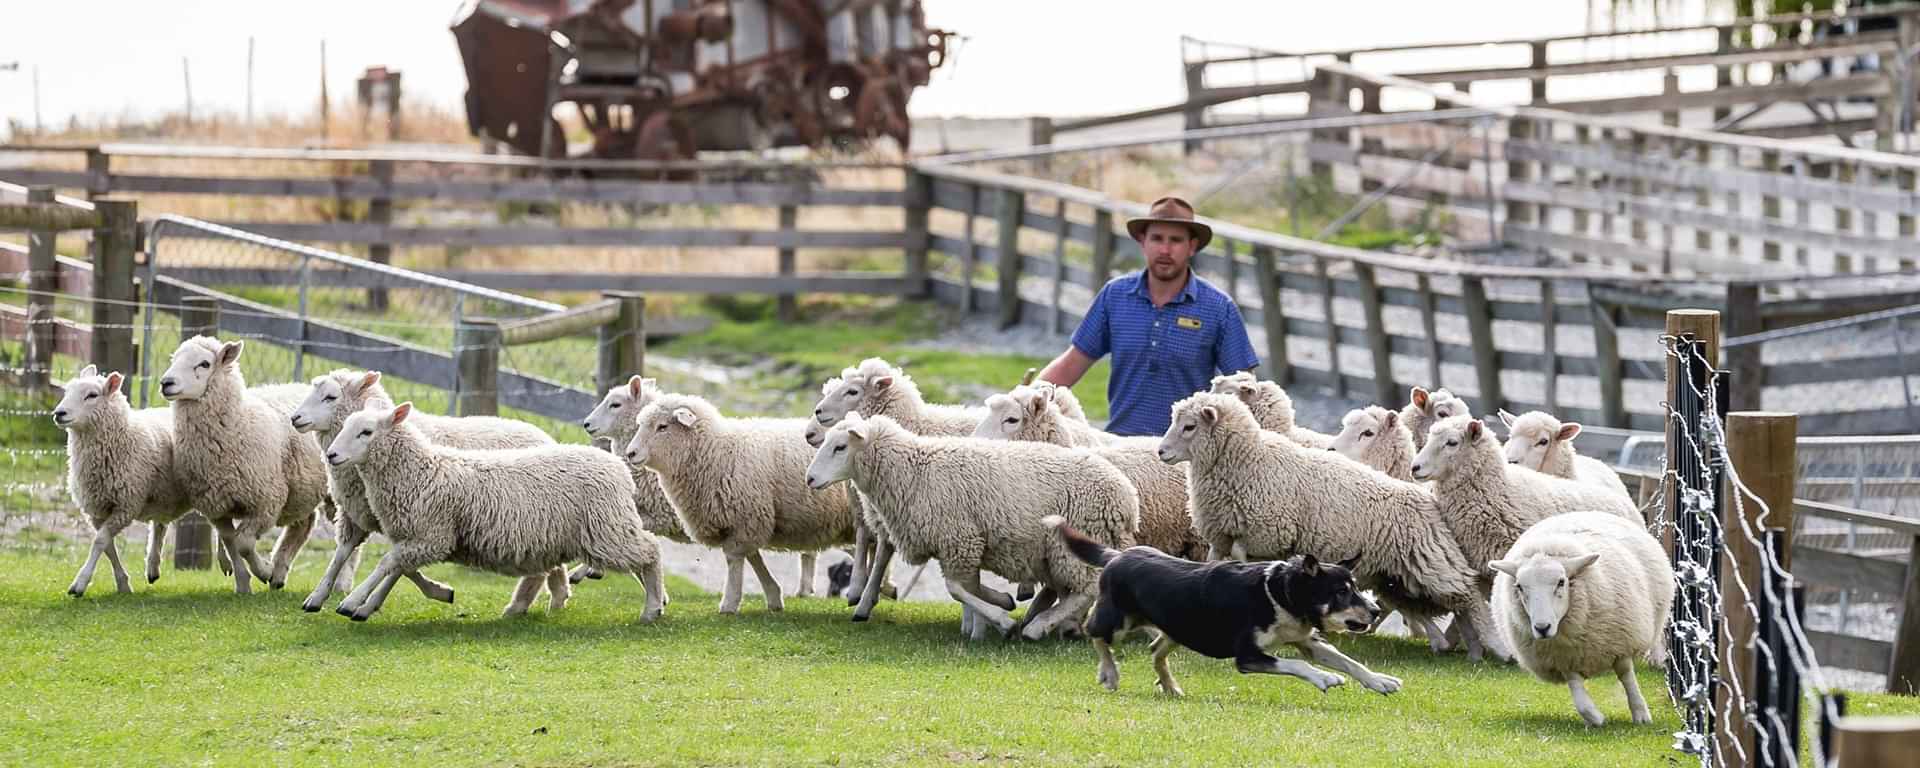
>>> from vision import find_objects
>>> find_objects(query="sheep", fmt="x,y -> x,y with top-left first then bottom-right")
1330,406 -> 1418,482
810,358 -> 994,616
1207,372 -> 1334,449
291,369 -> 561,614
806,412 -> 1139,640
1491,511 -> 1674,726
625,393 -> 858,614
55,366 -> 195,597
974,385 -> 1205,561
159,336 -> 330,594
1401,386 -> 1469,450
326,401 -> 665,622
1156,392 -> 1506,661
1035,381 -> 1089,424
1498,410 -> 1633,501
1409,416 -> 1643,598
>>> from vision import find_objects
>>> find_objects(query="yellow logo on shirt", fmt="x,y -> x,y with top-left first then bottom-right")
1176,316 -> 1203,330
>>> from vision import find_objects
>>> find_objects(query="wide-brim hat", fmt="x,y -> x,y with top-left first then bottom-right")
1125,196 -> 1212,251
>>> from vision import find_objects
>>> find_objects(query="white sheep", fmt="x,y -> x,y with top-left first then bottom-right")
625,393 -> 858,614
1402,386 -> 1468,450
1499,410 -> 1633,500
160,337 -> 330,594
1409,416 -> 1643,597
806,412 -> 1139,640
55,366 -> 194,597
1208,372 -> 1334,449
1491,511 -> 1674,726
811,358 -> 991,616
1330,405 -> 1418,482
291,369 -> 561,614
326,401 -> 665,622
1157,392 -> 1505,661
975,385 -> 1205,561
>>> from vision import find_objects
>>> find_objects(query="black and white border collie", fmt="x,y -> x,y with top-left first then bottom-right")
1052,517 -> 1403,698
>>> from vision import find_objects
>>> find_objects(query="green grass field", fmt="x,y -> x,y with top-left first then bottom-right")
18,543 -> 1918,768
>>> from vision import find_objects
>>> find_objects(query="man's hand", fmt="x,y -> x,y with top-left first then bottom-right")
1038,346 -> 1097,388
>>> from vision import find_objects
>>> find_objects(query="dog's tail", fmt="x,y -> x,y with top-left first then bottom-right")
1046,515 -> 1118,568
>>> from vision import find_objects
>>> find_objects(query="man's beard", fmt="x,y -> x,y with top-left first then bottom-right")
1148,258 -> 1186,282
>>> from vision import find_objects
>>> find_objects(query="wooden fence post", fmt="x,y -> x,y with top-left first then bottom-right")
596,292 -> 646,396
1589,283 -> 1626,428
90,198 -> 138,380
777,204 -> 798,322
1090,209 -> 1114,285
1354,263 -> 1396,405
1461,275 -> 1501,414
1834,717 -> 1920,767
996,187 -> 1025,329
961,183 -> 979,314
84,148 -> 111,200
1252,244 -> 1289,387
1315,257 -> 1344,397
1540,279 -> 1559,413
1892,534 -> 1920,695
1529,41 -> 1548,103
1663,309 -> 1720,539
455,320 -> 501,417
173,296 -> 221,570
1720,411 -> 1799,765
367,158 -> 394,311
1182,62 -> 1206,155
903,168 -> 931,298
24,186 -> 57,391
1724,282 -> 1763,412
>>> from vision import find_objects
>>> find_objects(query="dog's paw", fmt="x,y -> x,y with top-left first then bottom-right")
1309,671 -> 1347,692
1362,674 -> 1402,695
1157,680 -> 1185,698
1097,665 -> 1120,692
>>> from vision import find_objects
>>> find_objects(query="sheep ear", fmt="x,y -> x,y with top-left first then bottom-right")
1466,420 -> 1484,441
1556,422 -> 1583,442
219,341 -> 244,366
672,407 -> 698,428
628,375 -> 645,397
1235,383 -> 1256,401
1498,409 -> 1517,428
1200,405 -> 1219,425
1559,552 -> 1600,579
1028,394 -> 1048,416
390,401 -> 414,425
104,372 -> 123,395
1382,410 -> 1398,429
356,371 -> 381,394
79,364 -> 98,378
1488,559 -> 1520,578
872,375 -> 894,391
844,419 -> 869,441
1410,387 -> 1429,409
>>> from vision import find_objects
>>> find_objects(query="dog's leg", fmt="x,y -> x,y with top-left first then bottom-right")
1567,674 -> 1605,727
944,577 -> 1017,636
1234,653 -> 1346,692
1293,638 -> 1401,695
1093,637 -> 1121,691
1150,632 -> 1184,698
1614,656 -> 1652,724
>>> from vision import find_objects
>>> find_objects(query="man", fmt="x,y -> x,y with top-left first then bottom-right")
1036,196 -> 1259,437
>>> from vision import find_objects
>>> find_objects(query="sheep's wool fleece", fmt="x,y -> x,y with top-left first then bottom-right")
1494,512 -> 1674,682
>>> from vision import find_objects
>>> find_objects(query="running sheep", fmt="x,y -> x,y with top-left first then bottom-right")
1499,410 -> 1633,500
56,366 -> 194,597
1330,405 -> 1418,482
1208,372 -> 1334,449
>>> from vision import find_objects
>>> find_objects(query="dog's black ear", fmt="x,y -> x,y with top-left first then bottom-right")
1300,553 -> 1321,576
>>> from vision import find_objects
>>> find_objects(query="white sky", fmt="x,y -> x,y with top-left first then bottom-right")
0,0 -> 1698,134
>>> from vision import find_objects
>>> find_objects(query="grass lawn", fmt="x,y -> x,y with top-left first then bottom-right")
18,544 -> 1906,768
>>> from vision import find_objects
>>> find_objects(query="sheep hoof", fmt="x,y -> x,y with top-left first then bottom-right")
115,581 -> 132,595
850,612 -> 870,623
66,586 -> 84,598
335,605 -> 356,618
269,580 -> 285,591
147,572 -> 159,584
301,601 -> 323,613
1157,681 -> 1185,698
350,612 -> 371,623
1578,707 -> 1605,727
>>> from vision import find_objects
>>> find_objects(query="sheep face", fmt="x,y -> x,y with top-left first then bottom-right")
292,371 -> 379,434
805,416 -> 866,490
327,402 -> 413,468
1330,407 -> 1393,461
1410,416 -> 1486,481
1207,371 -> 1257,395
1490,551 -> 1599,639
812,374 -> 876,427
159,337 -> 241,401
1500,410 -> 1580,472
583,375 -> 657,440
1410,387 -> 1467,421
53,365 -> 123,429
973,390 -> 1045,441
1157,402 -> 1216,464
624,403 -> 700,474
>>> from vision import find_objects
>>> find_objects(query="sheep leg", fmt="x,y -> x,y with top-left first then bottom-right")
1228,540 -> 1250,562
334,540 -> 361,595
227,517 -> 276,588
1093,637 -> 1122,691
403,570 -> 455,604
944,577 -> 1018,637
1416,614 -> 1452,654
1150,632 -> 1184,698
336,552 -> 397,618
720,553 -> 747,615
215,536 -> 233,576
851,538 -> 896,621
349,566 -> 408,622
959,604 -> 976,638
145,520 -> 167,584
1022,591 -> 1093,641
1011,587 -> 1060,638
211,519 -> 254,595
303,521 -> 371,612
1615,657 -> 1652,724
265,511 -> 316,590
633,560 -> 666,622
100,539 -> 132,595
743,550 -> 785,612
503,576 -> 545,617
68,526 -> 118,597
1291,638 -> 1402,695
1567,675 -> 1606,727
545,566 -> 571,612
796,552 -> 816,598
847,525 -> 872,605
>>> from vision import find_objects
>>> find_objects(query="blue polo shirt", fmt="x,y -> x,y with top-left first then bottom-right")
1071,270 -> 1260,436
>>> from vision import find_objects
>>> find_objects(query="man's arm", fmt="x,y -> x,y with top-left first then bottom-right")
1038,345 -> 1097,388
